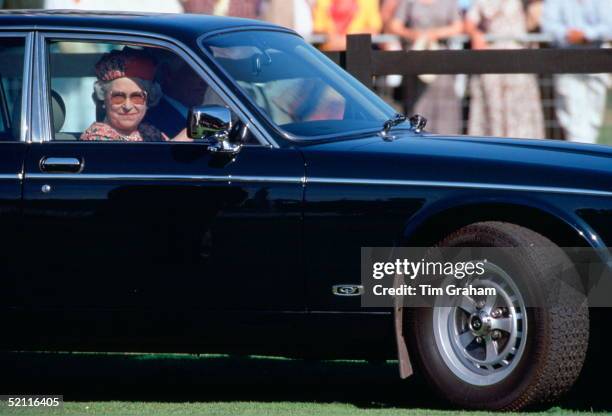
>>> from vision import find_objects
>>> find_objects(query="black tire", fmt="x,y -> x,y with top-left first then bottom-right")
409,221 -> 589,410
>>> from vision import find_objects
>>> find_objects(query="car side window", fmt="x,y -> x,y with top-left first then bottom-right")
0,37 -> 26,141
47,39 -> 259,144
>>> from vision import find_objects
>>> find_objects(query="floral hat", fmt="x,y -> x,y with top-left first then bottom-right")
95,47 -> 157,82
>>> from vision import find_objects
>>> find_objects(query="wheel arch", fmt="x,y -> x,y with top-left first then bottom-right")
402,200 -> 598,250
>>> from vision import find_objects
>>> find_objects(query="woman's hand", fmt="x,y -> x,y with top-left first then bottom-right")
326,33 -> 347,51
464,19 -> 488,50
162,129 -> 193,142
471,32 -> 488,50
389,18 -> 421,42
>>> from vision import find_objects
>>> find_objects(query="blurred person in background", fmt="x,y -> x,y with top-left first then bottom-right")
542,0 -> 612,144
261,0 -> 314,37
313,0 -> 382,51
525,0 -> 543,32
181,0 -> 262,19
388,0 -> 463,135
380,0 -> 399,30
465,0 -> 544,139
379,0 -> 403,89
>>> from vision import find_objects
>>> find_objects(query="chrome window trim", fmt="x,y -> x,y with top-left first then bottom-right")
32,32 -> 49,144
25,26 -> 277,147
22,32 -> 34,143
0,31 -> 32,143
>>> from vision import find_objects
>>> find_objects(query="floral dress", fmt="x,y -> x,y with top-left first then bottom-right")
80,121 -> 166,142
466,0 -> 545,139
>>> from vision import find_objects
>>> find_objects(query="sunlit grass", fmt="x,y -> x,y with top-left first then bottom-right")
0,402 -> 602,416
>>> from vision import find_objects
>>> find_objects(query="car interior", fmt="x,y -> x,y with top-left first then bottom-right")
47,41 -> 244,143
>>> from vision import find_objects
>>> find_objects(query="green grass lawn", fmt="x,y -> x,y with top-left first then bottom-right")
0,402 -> 597,416
0,351 -> 611,416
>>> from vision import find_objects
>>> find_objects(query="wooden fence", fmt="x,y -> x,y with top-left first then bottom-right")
324,34 -> 612,139
326,34 -> 612,87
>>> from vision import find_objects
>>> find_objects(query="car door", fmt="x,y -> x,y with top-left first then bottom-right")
21,33 -> 305,342
0,33 -> 31,321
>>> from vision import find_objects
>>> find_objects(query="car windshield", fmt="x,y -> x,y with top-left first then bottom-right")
200,30 -> 396,139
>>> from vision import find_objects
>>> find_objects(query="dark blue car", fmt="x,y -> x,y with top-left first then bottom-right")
0,10 -> 610,411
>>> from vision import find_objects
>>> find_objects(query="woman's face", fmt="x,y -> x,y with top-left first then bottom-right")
105,77 -> 147,134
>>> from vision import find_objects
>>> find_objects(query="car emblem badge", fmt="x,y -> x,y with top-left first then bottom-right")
332,285 -> 364,296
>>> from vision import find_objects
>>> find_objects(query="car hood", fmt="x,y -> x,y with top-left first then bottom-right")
299,132 -> 612,194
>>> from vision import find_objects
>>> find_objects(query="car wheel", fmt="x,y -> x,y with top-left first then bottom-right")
409,221 -> 588,410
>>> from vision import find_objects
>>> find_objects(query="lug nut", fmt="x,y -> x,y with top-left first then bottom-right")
475,336 -> 484,344
491,308 -> 503,318
491,330 -> 502,340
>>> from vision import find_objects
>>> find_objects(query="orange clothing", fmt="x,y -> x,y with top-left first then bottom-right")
314,0 -> 382,50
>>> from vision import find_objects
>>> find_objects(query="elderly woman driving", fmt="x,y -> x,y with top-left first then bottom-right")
81,48 -> 190,142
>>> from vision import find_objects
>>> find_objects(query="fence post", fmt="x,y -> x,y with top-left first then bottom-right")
346,34 -> 373,89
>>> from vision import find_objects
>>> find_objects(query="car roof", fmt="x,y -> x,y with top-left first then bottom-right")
0,10 -> 286,45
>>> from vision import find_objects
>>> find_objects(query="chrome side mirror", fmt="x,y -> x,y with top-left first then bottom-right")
409,114 -> 427,133
187,105 -> 242,154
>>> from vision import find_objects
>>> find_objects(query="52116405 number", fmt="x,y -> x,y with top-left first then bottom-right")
2,396 -> 63,408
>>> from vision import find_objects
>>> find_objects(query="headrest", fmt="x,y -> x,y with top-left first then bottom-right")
50,90 -> 66,133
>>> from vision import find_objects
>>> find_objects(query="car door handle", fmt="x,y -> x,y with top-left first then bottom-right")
39,157 -> 83,173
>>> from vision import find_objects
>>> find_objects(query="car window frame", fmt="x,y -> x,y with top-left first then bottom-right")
33,30 -> 276,148
0,31 -> 33,143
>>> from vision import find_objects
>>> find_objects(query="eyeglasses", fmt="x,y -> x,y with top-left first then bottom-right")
109,91 -> 147,106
